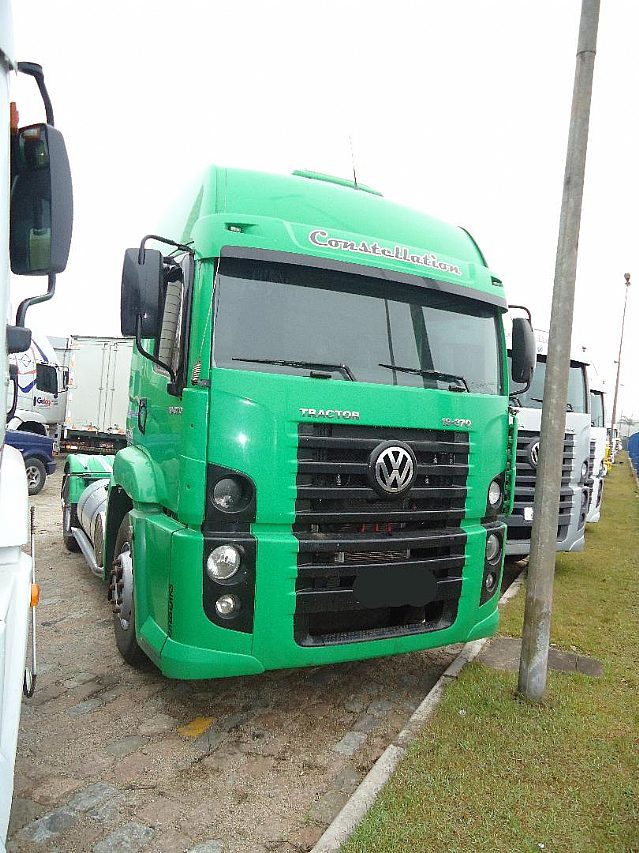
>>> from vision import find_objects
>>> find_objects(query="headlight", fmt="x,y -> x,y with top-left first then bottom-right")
206,544 -> 241,580
485,532 -> 501,564
215,594 -> 241,616
580,461 -> 589,482
487,479 -> 503,509
213,477 -> 245,511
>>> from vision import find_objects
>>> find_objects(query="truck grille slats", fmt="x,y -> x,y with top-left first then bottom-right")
294,423 -> 469,646
506,429 -> 575,541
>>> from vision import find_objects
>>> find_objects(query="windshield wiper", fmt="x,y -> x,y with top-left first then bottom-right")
378,363 -> 469,392
232,357 -> 356,381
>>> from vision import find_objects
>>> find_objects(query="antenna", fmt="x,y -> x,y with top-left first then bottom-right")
349,135 -> 358,190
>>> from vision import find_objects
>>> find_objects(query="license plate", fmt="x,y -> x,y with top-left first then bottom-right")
353,565 -> 437,609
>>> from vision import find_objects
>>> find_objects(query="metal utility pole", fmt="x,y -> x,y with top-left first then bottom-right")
518,0 -> 600,703
609,273 -> 632,445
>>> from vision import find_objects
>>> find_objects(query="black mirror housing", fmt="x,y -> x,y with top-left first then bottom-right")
511,317 -> 536,387
121,248 -> 163,337
10,123 -> 73,275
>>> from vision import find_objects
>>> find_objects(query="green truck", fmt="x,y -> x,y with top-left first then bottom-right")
62,167 -> 534,680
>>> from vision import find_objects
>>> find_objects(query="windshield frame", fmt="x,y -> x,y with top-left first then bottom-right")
212,248 -> 506,395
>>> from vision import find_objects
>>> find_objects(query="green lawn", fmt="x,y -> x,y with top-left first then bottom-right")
344,458 -> 639,853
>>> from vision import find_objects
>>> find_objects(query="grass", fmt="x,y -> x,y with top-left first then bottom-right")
343,457 -> 639,853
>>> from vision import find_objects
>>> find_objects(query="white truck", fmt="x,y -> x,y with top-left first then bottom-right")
55,335 -> 132,453
587,376 -> 607,523
7,332 -> 67,437
506,330 -> 592,557
0,3 -> 73,843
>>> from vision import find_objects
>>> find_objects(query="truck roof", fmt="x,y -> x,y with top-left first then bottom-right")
167,166 -> 504,304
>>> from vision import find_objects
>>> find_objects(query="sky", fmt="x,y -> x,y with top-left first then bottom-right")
10,0 -> 639,420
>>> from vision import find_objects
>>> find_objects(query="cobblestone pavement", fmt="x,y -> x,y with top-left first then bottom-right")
8,463 -> 467,853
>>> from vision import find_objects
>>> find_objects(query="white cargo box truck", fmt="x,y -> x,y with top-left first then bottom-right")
58,336 -> 133,453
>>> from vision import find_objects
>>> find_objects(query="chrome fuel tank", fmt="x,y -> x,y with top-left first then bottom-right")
77,478 -> 109,565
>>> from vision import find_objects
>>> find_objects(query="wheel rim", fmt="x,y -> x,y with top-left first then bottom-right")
26,465 -> 41,490
111,544 -> 134,630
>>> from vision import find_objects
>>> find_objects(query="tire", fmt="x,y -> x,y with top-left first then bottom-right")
111,516 -> 148,668
62,478 -> 81,552
25,457 -> 46,495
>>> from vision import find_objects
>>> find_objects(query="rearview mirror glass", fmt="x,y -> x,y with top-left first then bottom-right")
511,317 -> 536,387
121,248 -> 163,337
35,362 -> 58,394
10,123 -> 73,275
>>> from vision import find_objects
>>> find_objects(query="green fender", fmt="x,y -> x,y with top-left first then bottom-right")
112,445 -> 167,507
63,454 -> 115,504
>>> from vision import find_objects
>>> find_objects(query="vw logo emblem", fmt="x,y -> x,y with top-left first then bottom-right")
527,440 -> 540,468
368,441 -> 417,496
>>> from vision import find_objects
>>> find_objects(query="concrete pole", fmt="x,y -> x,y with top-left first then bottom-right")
609,274 -> 632,444
518,0 -> 600,702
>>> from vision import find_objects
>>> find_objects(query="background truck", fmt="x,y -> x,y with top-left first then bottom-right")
54,335 -> 132,453
587,375 -> 607,523
0,2 -> 73,843
62,165 -> 534,681
7,332 -> 67,438
505,330 -> 592,556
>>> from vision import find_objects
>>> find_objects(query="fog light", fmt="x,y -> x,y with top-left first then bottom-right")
213,477 -> 244,511
488,479 -> 503,509
207,545 -> 241,580
484,571 -> 497,594
485,532 -> 501,564
215,594 -> 240,616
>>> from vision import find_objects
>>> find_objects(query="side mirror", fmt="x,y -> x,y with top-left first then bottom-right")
35,362 -> 58,395
121,248 -> 163,337
10,123 -> 73,275
511,317 -> 536,389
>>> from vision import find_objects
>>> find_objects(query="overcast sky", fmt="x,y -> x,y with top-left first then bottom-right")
10,0 -> 639,419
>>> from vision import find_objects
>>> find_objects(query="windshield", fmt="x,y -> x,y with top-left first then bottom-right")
212,258 -> 503,394
509,355 -> 588,412
591,390 -> 605,427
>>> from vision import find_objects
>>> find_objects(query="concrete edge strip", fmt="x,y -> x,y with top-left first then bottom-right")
311,569 -> 527,853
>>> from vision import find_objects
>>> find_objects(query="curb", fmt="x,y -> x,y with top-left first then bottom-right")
311,570 -> 527,853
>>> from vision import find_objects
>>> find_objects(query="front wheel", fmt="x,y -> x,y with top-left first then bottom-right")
25,457 -> 46,495
111,516 -> 148,668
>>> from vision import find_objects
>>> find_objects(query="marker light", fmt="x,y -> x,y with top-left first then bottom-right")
213,478 -> 244,511
485,532 -> 501,564
207,545 -> 241,580
215,594 -> 240,616
488,479 -> 503,508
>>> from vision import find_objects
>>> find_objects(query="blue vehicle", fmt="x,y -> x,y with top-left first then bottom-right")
4,431 -> 56,495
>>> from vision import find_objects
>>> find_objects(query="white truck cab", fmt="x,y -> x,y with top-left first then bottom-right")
506,331 -> 592,557
587,376 -> 607,523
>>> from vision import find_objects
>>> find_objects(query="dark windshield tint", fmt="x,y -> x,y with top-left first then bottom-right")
213,258 -> 503,394
591,391 -> 605,427
509,355 -> 588,412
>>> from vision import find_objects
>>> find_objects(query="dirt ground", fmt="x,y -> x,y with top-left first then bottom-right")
7,462 -> 517,853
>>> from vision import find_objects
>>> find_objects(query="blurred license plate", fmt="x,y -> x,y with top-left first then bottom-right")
353,565 -> 437,609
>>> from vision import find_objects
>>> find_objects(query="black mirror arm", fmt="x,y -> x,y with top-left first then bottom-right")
134,315 -> 176,386
138,234 -> 193,264
17,62 -> 54,125
7,365 -> 19,423
15,273 -> 56,328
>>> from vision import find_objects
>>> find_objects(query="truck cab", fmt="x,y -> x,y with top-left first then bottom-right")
64,166 -> 534,680
587,376 -> 607,523
505,332 -> 592,556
